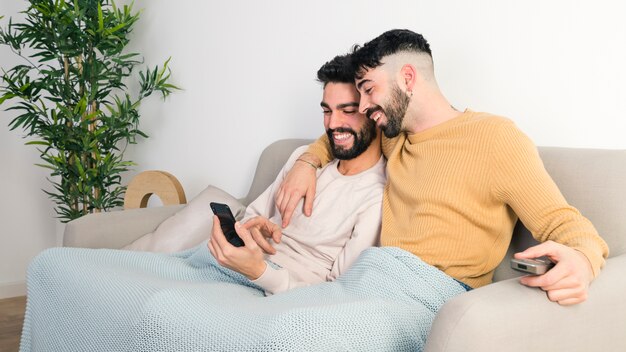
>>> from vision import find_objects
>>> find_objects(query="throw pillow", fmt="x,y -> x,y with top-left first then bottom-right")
122,185 -> 245,253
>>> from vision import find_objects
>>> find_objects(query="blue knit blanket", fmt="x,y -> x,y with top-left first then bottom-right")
20,244 -> 466,352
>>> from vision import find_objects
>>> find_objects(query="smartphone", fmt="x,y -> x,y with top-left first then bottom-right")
209,202 -> 245,247
510,257 -> 555,275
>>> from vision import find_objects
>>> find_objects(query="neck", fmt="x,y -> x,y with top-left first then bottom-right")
404,88 -> 462,134
336,140 -> 382,176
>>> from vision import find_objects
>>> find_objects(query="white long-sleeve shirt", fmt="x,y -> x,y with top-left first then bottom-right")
244,146 -> 386,295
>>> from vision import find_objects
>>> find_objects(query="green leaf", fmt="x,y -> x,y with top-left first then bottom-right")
158,57 -> 171,78
25,140 -> 49,146
97,2 -> 104,31
34,163 -> 56,170
0,93 -> 17,104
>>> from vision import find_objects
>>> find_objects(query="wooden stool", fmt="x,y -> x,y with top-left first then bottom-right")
124,170 -> 187,209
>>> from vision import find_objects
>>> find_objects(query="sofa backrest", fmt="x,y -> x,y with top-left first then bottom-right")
245,140 -> 625,282
242,139 -> 314,206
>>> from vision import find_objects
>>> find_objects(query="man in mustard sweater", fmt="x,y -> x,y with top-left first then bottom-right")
276,29 -> 608,305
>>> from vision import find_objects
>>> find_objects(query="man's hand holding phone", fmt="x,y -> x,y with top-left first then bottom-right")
514,240 -> 594,306
208,215 -> 267,280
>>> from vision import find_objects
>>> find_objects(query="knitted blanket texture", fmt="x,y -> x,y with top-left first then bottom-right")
19,244 -> 465,352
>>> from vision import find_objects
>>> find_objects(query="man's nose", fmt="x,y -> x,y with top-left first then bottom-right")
328,112 -> 344,129
359,98 -> 370,115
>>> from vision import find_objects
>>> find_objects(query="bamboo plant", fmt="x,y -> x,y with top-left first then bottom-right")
0,0 -> 178,222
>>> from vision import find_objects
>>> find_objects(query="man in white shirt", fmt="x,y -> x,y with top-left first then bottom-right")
208,55 -> 387,295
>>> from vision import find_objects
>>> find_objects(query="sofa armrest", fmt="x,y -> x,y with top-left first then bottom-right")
63,205 -> 184,249
425,254 -> 626,352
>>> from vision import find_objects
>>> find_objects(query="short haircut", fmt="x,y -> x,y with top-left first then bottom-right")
317,54 -> 354,87
351,29 -> 432,78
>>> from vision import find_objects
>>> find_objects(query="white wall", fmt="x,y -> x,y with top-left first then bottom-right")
0,0 -> 58,299
2,0 -> 625,298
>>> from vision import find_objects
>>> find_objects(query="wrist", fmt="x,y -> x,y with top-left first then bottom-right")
296,158 -> 319,170
247,261 -> 268,280
296,153 -> 321,169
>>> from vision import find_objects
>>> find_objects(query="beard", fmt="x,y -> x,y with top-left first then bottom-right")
368,83 -> 411,138
326,118 -> 377,160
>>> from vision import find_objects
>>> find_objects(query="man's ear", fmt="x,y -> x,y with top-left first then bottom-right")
399,64 -> 417,92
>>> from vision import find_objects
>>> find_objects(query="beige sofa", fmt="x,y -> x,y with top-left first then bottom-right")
64,139 -> 626,352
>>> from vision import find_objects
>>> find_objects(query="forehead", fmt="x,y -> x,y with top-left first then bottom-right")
355,66 -> 386,87
322,82 -> 360,104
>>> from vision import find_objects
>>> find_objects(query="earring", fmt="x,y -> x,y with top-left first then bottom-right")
408,90 -> 413,98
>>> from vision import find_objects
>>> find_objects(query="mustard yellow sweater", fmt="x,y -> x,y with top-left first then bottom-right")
309,109 -> 609,288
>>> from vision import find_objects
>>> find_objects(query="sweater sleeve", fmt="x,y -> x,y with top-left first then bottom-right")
250,262 -> 310,295
327,200 -> 382,281
306,134 -> 333,167
490,121 -> 609,277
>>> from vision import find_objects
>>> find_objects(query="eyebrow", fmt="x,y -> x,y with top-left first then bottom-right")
337,102 -> 359,109
320,102 -> 359,109
356,79 -> 371,91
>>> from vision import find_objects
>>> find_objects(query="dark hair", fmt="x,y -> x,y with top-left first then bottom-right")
351,29 -> 432,78
317,54 -> 354,87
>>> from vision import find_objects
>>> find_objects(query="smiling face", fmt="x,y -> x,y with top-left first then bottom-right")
356,67 -> 410,138
321,82 -> 377,160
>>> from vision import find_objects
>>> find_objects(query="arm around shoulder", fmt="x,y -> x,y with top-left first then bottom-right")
306,133 -> 333,167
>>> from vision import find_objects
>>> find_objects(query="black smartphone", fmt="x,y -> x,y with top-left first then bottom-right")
209,202 -> 245,247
